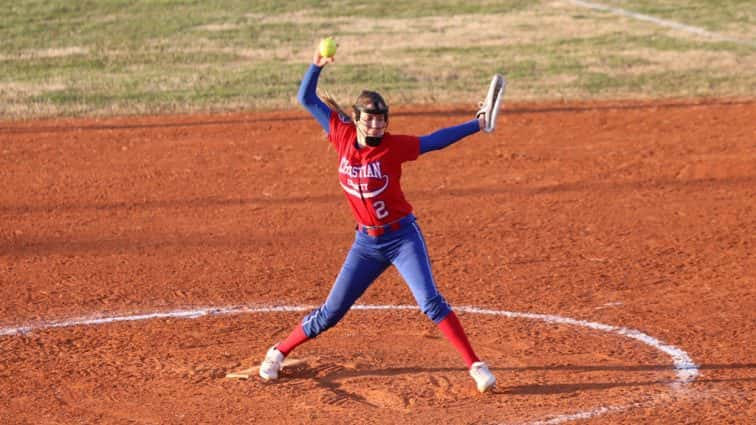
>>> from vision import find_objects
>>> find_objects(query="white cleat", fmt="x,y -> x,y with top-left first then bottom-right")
259,346 -> 285,381
469,361 -> 496,393
476,73 -> 506,133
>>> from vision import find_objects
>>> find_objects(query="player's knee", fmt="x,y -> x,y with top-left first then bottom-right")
421,294 -> 452,324
302,305 -> 349,337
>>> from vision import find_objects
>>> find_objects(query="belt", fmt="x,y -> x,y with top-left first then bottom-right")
356,214 -> 415,237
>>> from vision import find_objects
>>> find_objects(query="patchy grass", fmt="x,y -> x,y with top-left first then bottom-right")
599,0 -> 756,36
0,0 -> 753,119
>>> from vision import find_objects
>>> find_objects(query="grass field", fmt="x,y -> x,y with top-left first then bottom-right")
1,0 -> 754,119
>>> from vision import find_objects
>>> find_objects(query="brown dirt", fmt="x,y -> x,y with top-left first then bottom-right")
1,99 -> 755,424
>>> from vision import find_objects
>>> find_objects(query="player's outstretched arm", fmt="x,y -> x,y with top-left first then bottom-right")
418,118 -> 482,154
296,49 -> 335,133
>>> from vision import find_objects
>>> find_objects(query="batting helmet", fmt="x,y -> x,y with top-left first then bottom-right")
352,90 -> 389,123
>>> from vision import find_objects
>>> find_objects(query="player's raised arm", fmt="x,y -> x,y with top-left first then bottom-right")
296,48 -> 335,133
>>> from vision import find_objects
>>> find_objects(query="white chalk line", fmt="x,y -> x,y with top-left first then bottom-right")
526,403 -> 635,425
0,305 -> 312,337
566,0 -> 756,47
458,306 -> 698,384
0,304 -> 699,424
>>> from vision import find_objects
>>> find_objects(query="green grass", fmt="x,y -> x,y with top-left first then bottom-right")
600,0 -> 756,32
0,0 -> 754,119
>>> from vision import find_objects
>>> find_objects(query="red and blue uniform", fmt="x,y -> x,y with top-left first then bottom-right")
294,64 -> 481,346
331,115 -> 418,226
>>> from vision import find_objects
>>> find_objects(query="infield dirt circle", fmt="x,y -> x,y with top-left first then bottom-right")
1,100 -> 754,424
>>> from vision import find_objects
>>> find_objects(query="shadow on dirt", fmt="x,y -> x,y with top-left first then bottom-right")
303,363 -> 756,396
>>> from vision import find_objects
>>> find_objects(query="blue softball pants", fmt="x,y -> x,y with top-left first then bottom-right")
301,214 -> 452,338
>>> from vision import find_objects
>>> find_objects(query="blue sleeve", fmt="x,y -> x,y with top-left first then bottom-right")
419,119 -> 481,154
297,64 -> 331,133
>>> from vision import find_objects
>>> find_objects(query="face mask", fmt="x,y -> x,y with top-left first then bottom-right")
356,117 -> 386,147
352,92 -> 389,147
365,135 -> 383,146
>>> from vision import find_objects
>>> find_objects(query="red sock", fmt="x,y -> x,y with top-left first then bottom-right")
437,311 -> 480,368
275,324 -> 309,356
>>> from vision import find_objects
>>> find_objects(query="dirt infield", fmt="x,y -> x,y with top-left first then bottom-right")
1,100 -> 754,424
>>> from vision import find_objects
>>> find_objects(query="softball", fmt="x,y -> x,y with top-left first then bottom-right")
319,37 -> 337,58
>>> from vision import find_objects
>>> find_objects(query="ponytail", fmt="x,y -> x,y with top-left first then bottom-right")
318,89 -> 352,122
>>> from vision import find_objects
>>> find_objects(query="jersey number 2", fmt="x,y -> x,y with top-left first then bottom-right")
373,201 -> 389,219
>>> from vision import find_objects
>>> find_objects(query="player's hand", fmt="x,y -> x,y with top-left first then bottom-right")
313,50 -> 335,68
477,114 -> 486,130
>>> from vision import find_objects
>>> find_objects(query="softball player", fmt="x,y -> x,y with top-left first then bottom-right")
259,47 -> 504,393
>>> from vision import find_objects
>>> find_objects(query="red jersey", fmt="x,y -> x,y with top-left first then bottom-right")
328,111 -> 420,226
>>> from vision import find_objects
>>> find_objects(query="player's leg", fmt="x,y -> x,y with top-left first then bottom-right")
388,221 -> 496,392
388,222 -> 474,363
260,236 -> 389,380
300,238 -> 390,338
